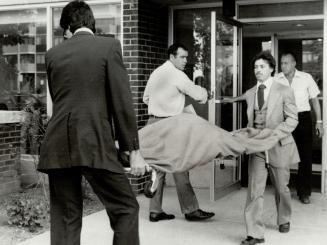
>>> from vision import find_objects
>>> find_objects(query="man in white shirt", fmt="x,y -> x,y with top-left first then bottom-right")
275,52 -> 324,204
143,43 -> 215,222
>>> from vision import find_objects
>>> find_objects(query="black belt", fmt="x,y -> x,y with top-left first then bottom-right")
298,111 -> 310,115
298,111 -> 311,119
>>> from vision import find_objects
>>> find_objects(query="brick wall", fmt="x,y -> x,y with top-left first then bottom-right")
123,0 -> 168,128
0,123 -> 21,195
122,0 -> 168,194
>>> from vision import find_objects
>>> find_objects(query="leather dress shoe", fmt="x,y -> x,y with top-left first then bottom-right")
299,195 -> 310,204
240,236 -> 265,245
149,212 -> 175,222
184,209 -> 215,221
279,222 -> 290,233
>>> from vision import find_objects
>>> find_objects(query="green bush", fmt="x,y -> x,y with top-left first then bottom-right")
6,195 -> 48,232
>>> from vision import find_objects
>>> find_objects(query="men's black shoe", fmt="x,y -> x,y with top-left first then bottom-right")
149,212 -> 175,222
184,209 -> 215,221
279,222 -> 290,233
240,236 -> 265,245
299,195 -> 310,204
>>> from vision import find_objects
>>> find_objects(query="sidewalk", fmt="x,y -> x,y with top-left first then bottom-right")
18,187 -> 327,245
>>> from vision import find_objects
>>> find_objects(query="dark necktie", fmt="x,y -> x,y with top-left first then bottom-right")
257,84 -> 266,110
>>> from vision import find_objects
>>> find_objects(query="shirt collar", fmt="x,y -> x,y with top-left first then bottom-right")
74,27 -> 94,35
294,69 -> 301,78
278,69 -> 300,80
256,77 -> 273,91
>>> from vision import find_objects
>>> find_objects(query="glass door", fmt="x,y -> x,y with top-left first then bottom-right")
173,8 -> 241,200
209,14 -> 241,200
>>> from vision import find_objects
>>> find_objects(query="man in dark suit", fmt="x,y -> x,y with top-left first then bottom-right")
38,1 -> 148,245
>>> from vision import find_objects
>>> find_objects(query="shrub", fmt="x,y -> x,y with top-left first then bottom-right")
6,194 -> 48,232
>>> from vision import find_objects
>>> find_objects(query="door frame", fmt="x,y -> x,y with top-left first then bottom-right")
236,1 -> 326,194
169,4 -> 242,201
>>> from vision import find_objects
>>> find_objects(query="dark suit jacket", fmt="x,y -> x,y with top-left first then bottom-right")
38,31 -> 139,173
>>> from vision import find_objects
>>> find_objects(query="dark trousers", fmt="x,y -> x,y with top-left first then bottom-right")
48,167 -> 139,245
147,116 -> 199,214
292,111 -> 313,196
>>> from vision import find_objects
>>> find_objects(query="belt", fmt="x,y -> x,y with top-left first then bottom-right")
298,111 -> 310,115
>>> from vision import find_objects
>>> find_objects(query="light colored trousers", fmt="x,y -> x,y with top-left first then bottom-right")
245,153 -> 292,239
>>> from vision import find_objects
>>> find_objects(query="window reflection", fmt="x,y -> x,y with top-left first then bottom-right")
0,8 -> 46,111
302,39 -> 323,94
174,8 -> 213,120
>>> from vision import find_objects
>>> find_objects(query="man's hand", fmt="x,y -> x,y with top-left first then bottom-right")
316,122 -> 324,138
129,150 -> 150,176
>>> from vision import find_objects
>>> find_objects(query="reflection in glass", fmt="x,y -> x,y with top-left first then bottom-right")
0,8 -> 46,111
216,21 -> 234,131
174,8 -> 212,120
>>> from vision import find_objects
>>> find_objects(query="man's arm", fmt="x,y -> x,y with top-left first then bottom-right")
107,40 -> 149,175
176,73 -> 208,104
311,97 -> 324,137
273,87 -> 298,139
222,93 -> 246,103
143,79 -> 150,105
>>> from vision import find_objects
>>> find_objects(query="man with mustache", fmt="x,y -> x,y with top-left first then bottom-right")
143,43 -> 215,222
240,51 -> 299,245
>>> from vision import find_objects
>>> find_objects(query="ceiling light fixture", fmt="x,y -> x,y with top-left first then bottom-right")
294,23 -> 305,27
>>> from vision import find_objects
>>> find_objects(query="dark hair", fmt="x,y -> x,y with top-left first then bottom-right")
167,43 -> 188,58
60,0 -> 96,34
252,50 -> 276,76
280,51 -> 297,63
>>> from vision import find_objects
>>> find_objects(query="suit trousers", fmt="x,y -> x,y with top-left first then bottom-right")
292,111 -> 313,197
149,170 -> 199,214
48,167 -> 139,245
244,154 -> 292,239
147,116 -> 199,214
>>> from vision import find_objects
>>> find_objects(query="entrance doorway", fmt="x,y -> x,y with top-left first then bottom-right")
242,19 -> 323,191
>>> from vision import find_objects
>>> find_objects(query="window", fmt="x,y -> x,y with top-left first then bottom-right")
0,2 -> 122,114
52,3 -> 121,46
0,8 -> 46,111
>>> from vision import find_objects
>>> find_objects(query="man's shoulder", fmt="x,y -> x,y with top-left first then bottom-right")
89,35 -> 118,51
46,41 -> 66,59
151,61 -> 179,76
245,85 -> 256,93
93,35 -> 116,43
294,69 -> 314,80
295,69 -> 309,76
274,72 -> 286,80
273,81 -> 293,96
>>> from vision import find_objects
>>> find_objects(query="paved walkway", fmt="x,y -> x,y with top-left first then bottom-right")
18,187 -> 327,245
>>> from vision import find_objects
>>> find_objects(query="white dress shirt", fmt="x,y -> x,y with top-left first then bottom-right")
143,61 -> 207,117
275,70 -> 320,112
255,77 -> 274,109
